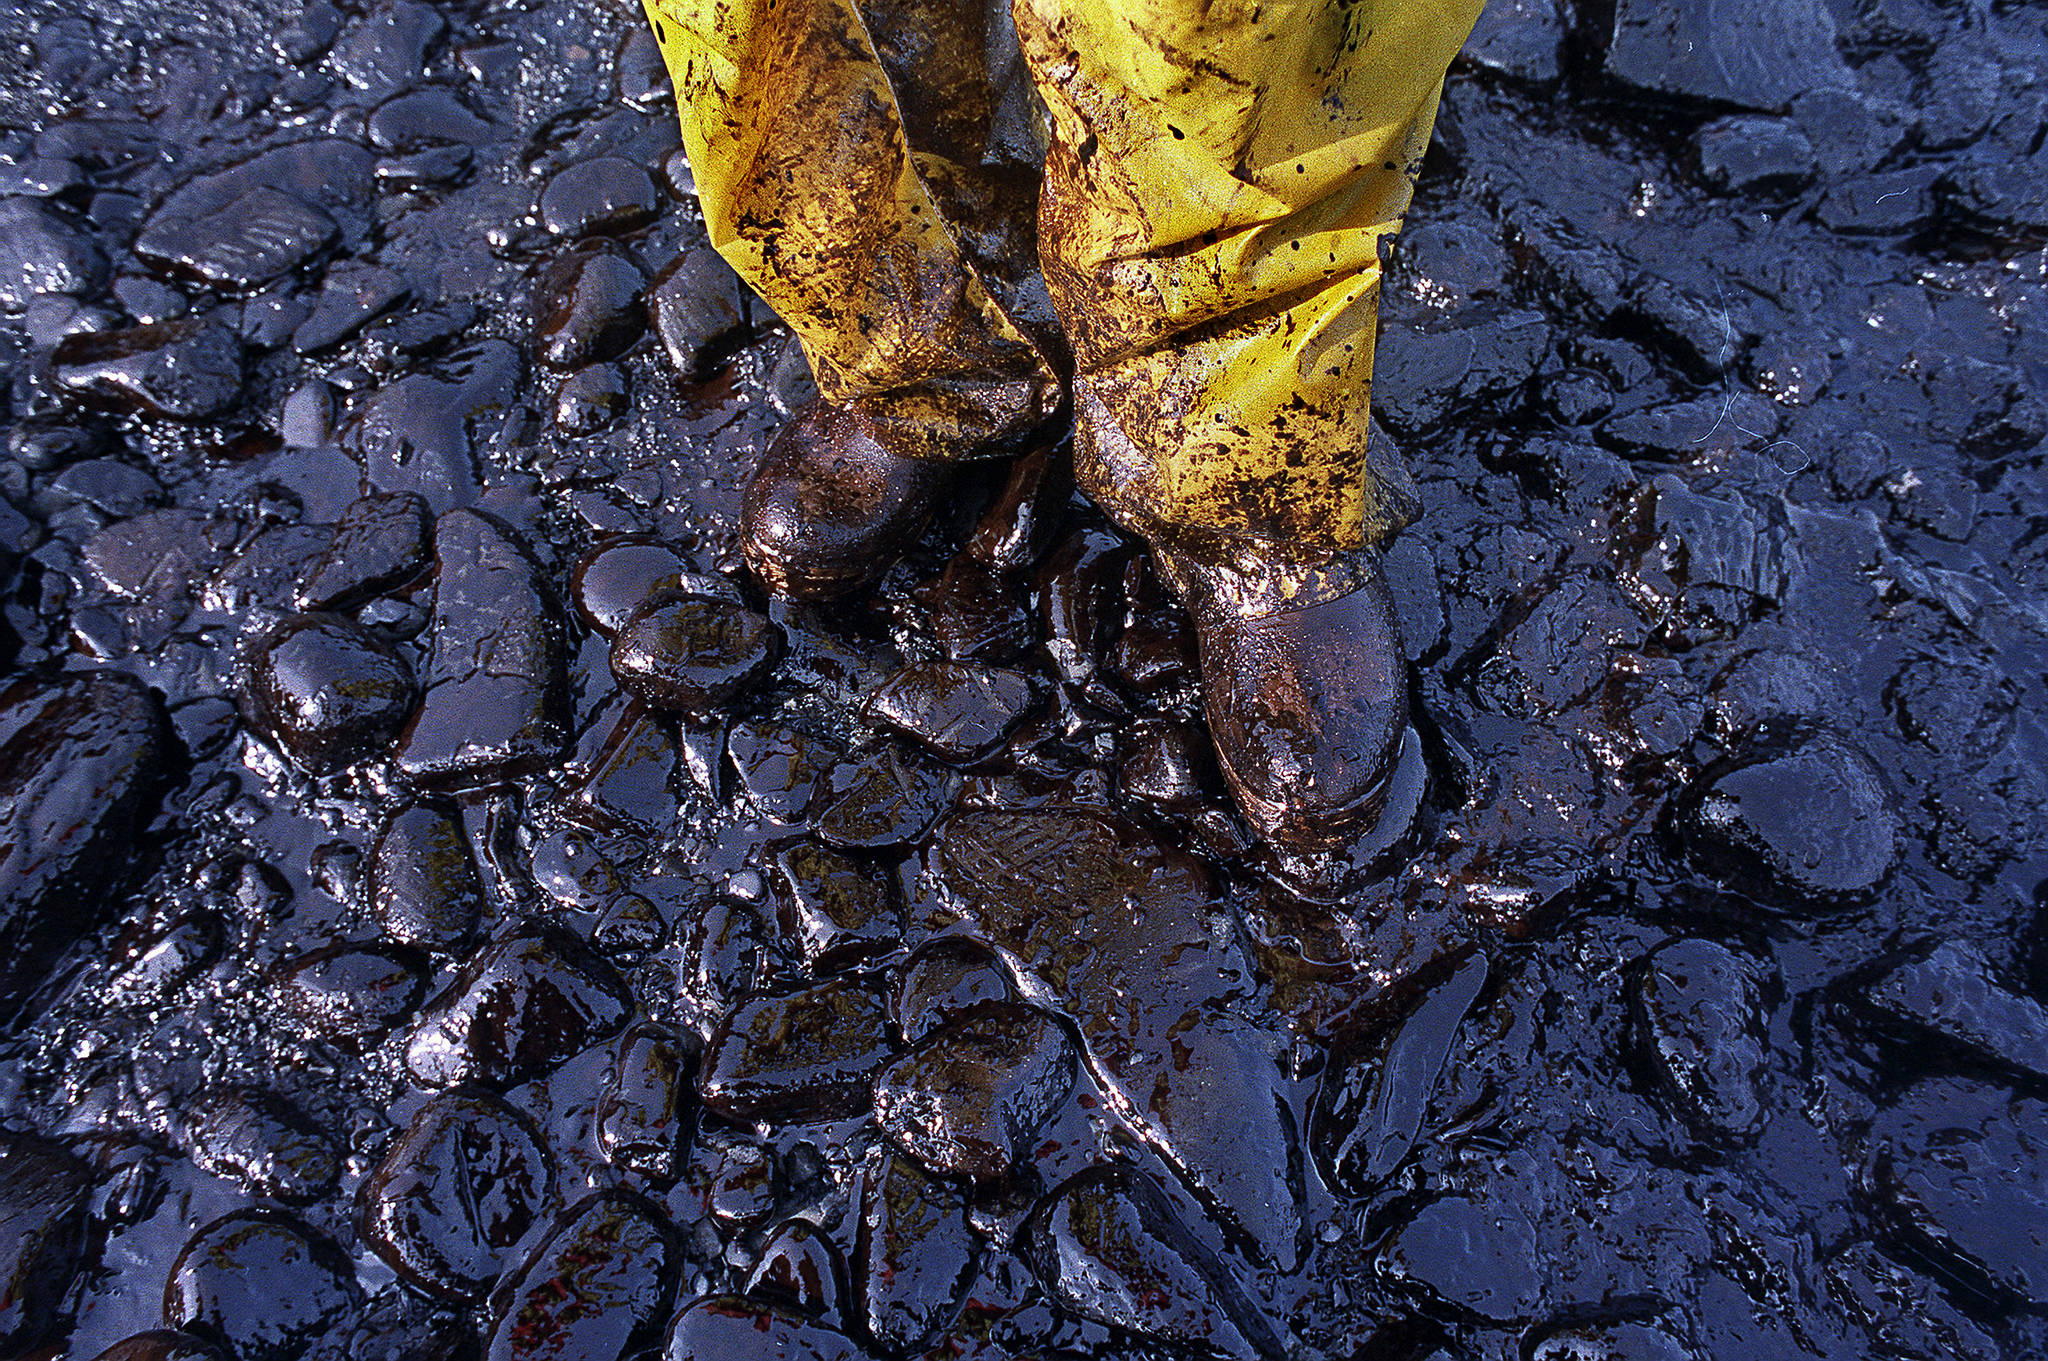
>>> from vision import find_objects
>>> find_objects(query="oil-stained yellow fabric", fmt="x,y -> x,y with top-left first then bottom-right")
1016,0 -> 1483,551
640,0 -> 1062,461
643,0 -> 1481,550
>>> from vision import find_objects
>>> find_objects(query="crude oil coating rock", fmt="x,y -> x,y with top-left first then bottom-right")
132,185 -> 337,290
84,1334 -> 228,1361
1865,1077 -> 2048,1306
361,1089 -> 554,1303
367,802 -> 483,951
0,673 -> 173,1022
0,196 -> 106,309
1630,939 -> 1770,1142
598,1024 -> 695,1181
186,1088 -> 338,1204
275,943 -> 424,1048
553,362 -> 627,434
814,745 -> 956,850
1378,1192 -> 1546,1325
649,247 -> 746,376
866,661 -> 1038,762
397,509 -> 570,784
0,1134 -> 92,1355
291,264 -> 406,353
534,246 -> 647,369
241,613 -> 417,774
539,156 -> 662,238
50,319 -> 245,421
571,705 -> 682,833
404,928 -> 632,1087
164,1211 -> 360,1361
854,1152 -> 979,1355
726,720 -> 838,822
1678,734 -> 1897,904
294,492 -> 431,612
770,840 -> 900,972
918,810 -> 1302,1268
890,938 -> 1015,1043
699,977 -> 893,1124
664,1297 -> 875,1361
570,537 -> 711,635
686,1127 -> 780,1229
610,594 -> 783,713
341,341 -> 521,513
1865,939 -> 2048,1083
1022,1164 -> 1283,1361
872,1001 -> 1075,1181
483,1191 -> 680,1361
913,556 -> 1035,663
746,1220 -> 849,1322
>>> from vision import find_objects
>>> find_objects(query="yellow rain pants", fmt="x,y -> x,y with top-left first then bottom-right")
642,0 -> 1482,555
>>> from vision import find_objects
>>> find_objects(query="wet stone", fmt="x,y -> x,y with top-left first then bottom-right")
872,1000 -> 1075,1182
84,1334 -> 228,1361
855,1152 -> 979,1356
0,1134 -> 92,1355
240,613 -> 417,774
0,674 -> 173,1021
1865,938 -> 2048,1084
291,265 -> 406,353
367,87 -> 493,151
1378,1192 -> 1546,1326
133,186 -> 337,291
770,840 -> 901,972
483,1191 -> 680,1361
664,1297 -> 874,1361
540,156 -> 662,239
594,891 -> 666,961
913,557 -> 1035,664
1119,723 -> 1209,810
329,0 -> 445,92
186,1089 -> 337,1204
1678,733 -> 1898,905
699,977 -> 894,1124
1022,1164 -> 1283,1361
598,1023 -> 695,1181
343,339 -> 520,512
554,363 -> 628,434
0,196 -> 107,310
404,927 -> 633,1087
891,938 -> 1016,1044
571,537 -> 707,635
529,827 -> 622,911
535,245 -> 648,369
686,1127 -> 780,1229
275,944 -> 424,1049
1866,1077 -> 2048,1306
727,720 -> 839,823
50,319 -> 245,421
368,802 -> 483,952
814,745 -> 956,851
294,492 -> 431,612
679,898 -> 764,1036
867,661 -> 1038,763
1461,0 -> 1563,81
361,1089 -> 554,1303
649,247 -> 745,377
1630,940 -> 1770,1143
1604,0 -> 1851,112
1696,115 -> 1815,195
745,1220 -> 849,1324
109,914 -> 222,1003
611,594 -> 782,713
164,1211 -> 360,1361
397,508 -> 570,784
571,704 -> 682,833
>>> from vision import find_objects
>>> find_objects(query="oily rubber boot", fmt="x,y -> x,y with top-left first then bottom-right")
1164,542 -> 1410,855
741,403 -> 955,600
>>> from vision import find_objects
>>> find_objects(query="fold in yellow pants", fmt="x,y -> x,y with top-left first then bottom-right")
643,0 -> 1482,553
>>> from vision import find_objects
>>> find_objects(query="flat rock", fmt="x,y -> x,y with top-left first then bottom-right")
164,1211 -> 360,1361
534,245 -> 647,369
50,319 -> 245,421
0,1134 -> 92,1355
240,613 -> 417,774
342,339 -> 520,512
649,247 -> 745,377
367,802 -> 483,951
404,928 -> 632,1086
854,1152 -> 979,1355
873,1000 -> 1075,1182
361,1089 -> 554,1303
1866,939 -> 2048,1084
1022,1164 -> 1284,1361
866,661 -> 1038,763
186,1088 -> 338,1203
918,810 -> 1302,1267
610,594 -> 783,713
275,943 -> 424,1048
539,156 -> 661,239
1631,940 -> 1770,1142
397,508 -> 570,784
1679,733 -> 1897,904
0,196 -> 106,309
699,977 -> 894,1124
1605,0 -> 1853,112
770,840 -> 901,972
294,492 -> 431,612
664,1297 -> 875,1361
483,1191 -> 679,1361
598,1024 -> 696,1182
133,184 -> 337,290
0,674 -> 173,1022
